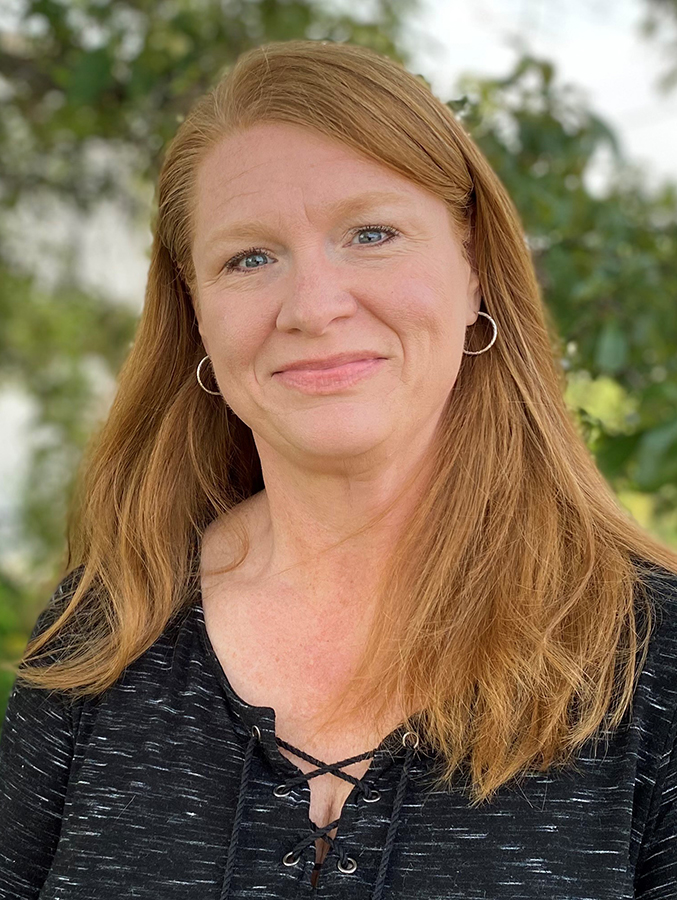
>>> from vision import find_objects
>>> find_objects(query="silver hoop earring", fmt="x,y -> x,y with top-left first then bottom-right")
196,355 -> 221,395
462,310 -> 498,355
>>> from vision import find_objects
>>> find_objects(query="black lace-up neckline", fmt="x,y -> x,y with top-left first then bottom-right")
219,723 -> 419,899
193,596 -> 421,898
274,735 -> 381,874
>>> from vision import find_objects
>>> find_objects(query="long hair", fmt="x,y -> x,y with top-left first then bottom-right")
13,39 -> 677,805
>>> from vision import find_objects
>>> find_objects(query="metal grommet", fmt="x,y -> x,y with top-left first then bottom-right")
282,850 -> 301,867
363,788 -> 381,802
251,725 -> 261,741
402,730 -> 419,749
273,783 -> 292,798
337,856 -> 358,874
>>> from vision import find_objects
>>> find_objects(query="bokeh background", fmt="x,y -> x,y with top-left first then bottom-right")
1,0 -> 676,723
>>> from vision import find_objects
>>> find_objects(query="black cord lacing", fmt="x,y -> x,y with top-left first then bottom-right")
219,724 -> 419,899
274,736 -> 380,874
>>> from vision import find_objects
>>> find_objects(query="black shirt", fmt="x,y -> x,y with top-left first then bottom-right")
1,564 -> 676,899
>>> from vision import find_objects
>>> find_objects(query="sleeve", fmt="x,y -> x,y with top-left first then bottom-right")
0,573 -> 82,900
635,711 -> 677,899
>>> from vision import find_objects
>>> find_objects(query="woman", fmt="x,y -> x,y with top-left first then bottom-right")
0,39 -> 675,900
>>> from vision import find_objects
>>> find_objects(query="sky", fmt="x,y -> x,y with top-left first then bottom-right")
405,0 -> 677,188
1,0 -> 676,567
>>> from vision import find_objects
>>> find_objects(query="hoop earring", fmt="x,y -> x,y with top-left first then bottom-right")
462,310 -> 498,355
196,355 -> 221,395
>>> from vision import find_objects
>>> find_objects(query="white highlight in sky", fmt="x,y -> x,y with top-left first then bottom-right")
403,0 -> 677,189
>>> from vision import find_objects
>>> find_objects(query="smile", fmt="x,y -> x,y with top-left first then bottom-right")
272,358 -> 386,394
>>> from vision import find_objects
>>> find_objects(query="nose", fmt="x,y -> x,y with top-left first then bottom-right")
275,249 -> 359,336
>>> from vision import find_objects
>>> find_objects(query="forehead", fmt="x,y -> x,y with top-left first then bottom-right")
192,122 -> 440,244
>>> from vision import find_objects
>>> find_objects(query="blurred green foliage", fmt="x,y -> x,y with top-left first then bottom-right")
450,58 -> 677,495
0,573 -> 25,714
1,1 -> 676,726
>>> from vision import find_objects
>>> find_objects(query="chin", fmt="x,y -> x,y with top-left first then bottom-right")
286,412 -> 394,457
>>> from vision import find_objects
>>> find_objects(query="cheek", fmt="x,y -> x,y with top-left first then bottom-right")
199,292 -> 269,366
380,270 -> 463,346
379,269 -> 468,399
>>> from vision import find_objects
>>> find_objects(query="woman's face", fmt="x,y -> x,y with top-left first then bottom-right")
191,121 -> 481,468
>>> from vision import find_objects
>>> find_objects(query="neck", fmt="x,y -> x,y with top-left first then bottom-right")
247,432 -> 437,613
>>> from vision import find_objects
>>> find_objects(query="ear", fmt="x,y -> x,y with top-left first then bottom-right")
188,283 -> 210,354
198,327 -> 211,359
464,235 -> 482,323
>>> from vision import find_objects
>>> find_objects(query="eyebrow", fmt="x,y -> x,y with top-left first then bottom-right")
204,190 -> 411,249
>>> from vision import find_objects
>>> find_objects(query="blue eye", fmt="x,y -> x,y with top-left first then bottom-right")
351,224 -> 400,245
224,247 -> 271,273
223,224 -> 400,274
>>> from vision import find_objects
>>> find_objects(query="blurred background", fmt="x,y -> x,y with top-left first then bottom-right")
1,0 -> 676,721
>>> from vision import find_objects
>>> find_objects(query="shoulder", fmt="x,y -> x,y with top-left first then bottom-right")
635,560 -> 677,659
631,560 -> 677,743
27,565 -> 87,645
3,568 -> 88,735
19,566 -> 199,725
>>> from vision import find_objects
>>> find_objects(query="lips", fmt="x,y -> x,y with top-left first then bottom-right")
275,352 -> 384,374
273,357 -> 386,393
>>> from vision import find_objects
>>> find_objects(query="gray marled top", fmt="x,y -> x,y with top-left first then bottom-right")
1,562 -> 676,899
